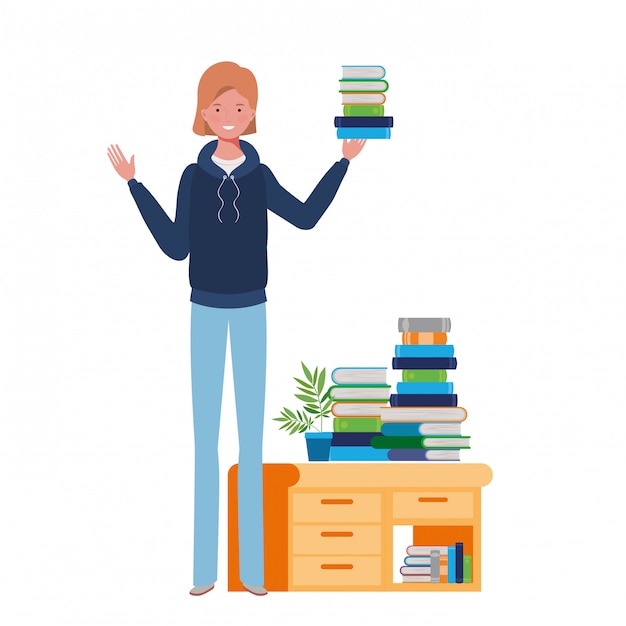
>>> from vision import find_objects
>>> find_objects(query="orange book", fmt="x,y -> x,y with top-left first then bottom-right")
402,332 -> 447,345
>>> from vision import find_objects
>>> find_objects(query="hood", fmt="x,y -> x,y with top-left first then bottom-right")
197,139 -> 261,178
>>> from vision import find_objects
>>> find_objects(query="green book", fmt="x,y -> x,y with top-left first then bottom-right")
463,555 -> 472,583
343,104 -> 385,116
371,436 -> 470,449
339,79 -> 389,92
402,369 -> 448,383
333,417 -> 381,433
329,384 -> 390,402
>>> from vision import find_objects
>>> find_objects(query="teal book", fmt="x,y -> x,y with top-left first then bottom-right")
336,127 -> 391,139
371,435 -> 470,449
448,546 -> 456,584
381,422 -> 462,437
396,382 -> 454,395
395,344 -> 455,358
329,446 -> 388,461
331,367 -> 387,385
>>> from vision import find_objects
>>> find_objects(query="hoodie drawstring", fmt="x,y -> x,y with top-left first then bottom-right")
216,174 -> 241,224
230,175 -> 241,223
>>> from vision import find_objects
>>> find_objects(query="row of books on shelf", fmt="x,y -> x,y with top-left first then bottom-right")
400,543 -> 472,584
328,317 -> 469,462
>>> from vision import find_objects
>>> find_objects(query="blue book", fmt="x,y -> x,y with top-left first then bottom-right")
392,357 -> 457,370
448,546 -> 456,584
336,127 -> 391,139
390,394 -> 458,407
331,432 -> 383,446
396,382 -> 454,395
381,422 -> 461,437
455,542 -> 464,583
395,344 -> 455,358
388,448 -> 461,461
328,446 -> 389,461
334,116 -> 394,127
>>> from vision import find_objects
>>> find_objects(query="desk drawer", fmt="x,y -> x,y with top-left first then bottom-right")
292,524 -> 382,555
291,556 -> 381,587
393,491 -> 474,520
292,492 -> 381,523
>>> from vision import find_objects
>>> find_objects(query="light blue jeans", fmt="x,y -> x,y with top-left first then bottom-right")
190,301 -> 266,587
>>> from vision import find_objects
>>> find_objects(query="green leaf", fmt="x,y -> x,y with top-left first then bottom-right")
321,388 -> 331,402
296,385 -> 315,396
312,367 -> 318,386
301,362 -> 313,383
283,407 -> 296,419
295,393 -> 317,403
294,378 -> 314,391
318,368 -> 326,395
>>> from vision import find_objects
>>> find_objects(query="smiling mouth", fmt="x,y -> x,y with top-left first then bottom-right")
223,125 -> 235,130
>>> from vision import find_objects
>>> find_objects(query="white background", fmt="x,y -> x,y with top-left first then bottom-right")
2,0 -> 625,623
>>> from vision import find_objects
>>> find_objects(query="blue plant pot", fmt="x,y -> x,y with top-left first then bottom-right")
305,432 -> 333,461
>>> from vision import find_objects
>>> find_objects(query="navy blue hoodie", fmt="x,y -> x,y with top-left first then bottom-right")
128,140 -> 349,308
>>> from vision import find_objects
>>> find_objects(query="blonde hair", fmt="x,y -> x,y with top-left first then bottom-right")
193,62 -> 258,136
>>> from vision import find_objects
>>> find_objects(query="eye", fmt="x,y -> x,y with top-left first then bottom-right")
237,108 -> 242,112
214,108 -> 220,113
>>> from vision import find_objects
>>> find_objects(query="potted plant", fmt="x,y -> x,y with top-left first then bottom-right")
273,361 -> 333,461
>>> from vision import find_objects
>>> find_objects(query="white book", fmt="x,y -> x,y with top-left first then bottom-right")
331,367 -> 387,385
342,65 -> 386,80
331,402 -> 387,417
379,406 -> 467,423
330,385 -> 390,401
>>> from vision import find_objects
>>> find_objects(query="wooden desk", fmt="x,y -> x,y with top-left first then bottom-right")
228,463 -> 492,592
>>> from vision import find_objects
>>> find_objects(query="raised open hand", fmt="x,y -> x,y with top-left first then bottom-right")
107,144 -> 136,181
342,138 -> 367,161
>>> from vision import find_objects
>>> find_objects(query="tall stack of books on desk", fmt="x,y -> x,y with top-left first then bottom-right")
328,367 -> 390,461
376,317 -> 470,461
334,65 -> 393,139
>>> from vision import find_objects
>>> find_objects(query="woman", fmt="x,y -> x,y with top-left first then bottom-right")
107,61 -> 365,596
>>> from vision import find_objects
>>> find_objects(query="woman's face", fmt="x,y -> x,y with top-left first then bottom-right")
201,88 -> 255,140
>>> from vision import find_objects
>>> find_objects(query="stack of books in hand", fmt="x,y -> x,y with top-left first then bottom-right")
328,367 -> 390,461
375,317 -> 471,461
335,65 -> 393,139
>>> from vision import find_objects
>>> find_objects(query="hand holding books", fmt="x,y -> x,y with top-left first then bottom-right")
335,65 -> 393,139
342,138 -> 367,160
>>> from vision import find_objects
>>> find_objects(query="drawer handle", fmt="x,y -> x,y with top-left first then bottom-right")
321,531 -> 354,537
320,499 -> 354,505
321,564 -> 354,570
418,497 -> 448,503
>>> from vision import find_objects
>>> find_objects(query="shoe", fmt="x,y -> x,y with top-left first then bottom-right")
189,584 -> 215,596
242,583 -> 267,596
